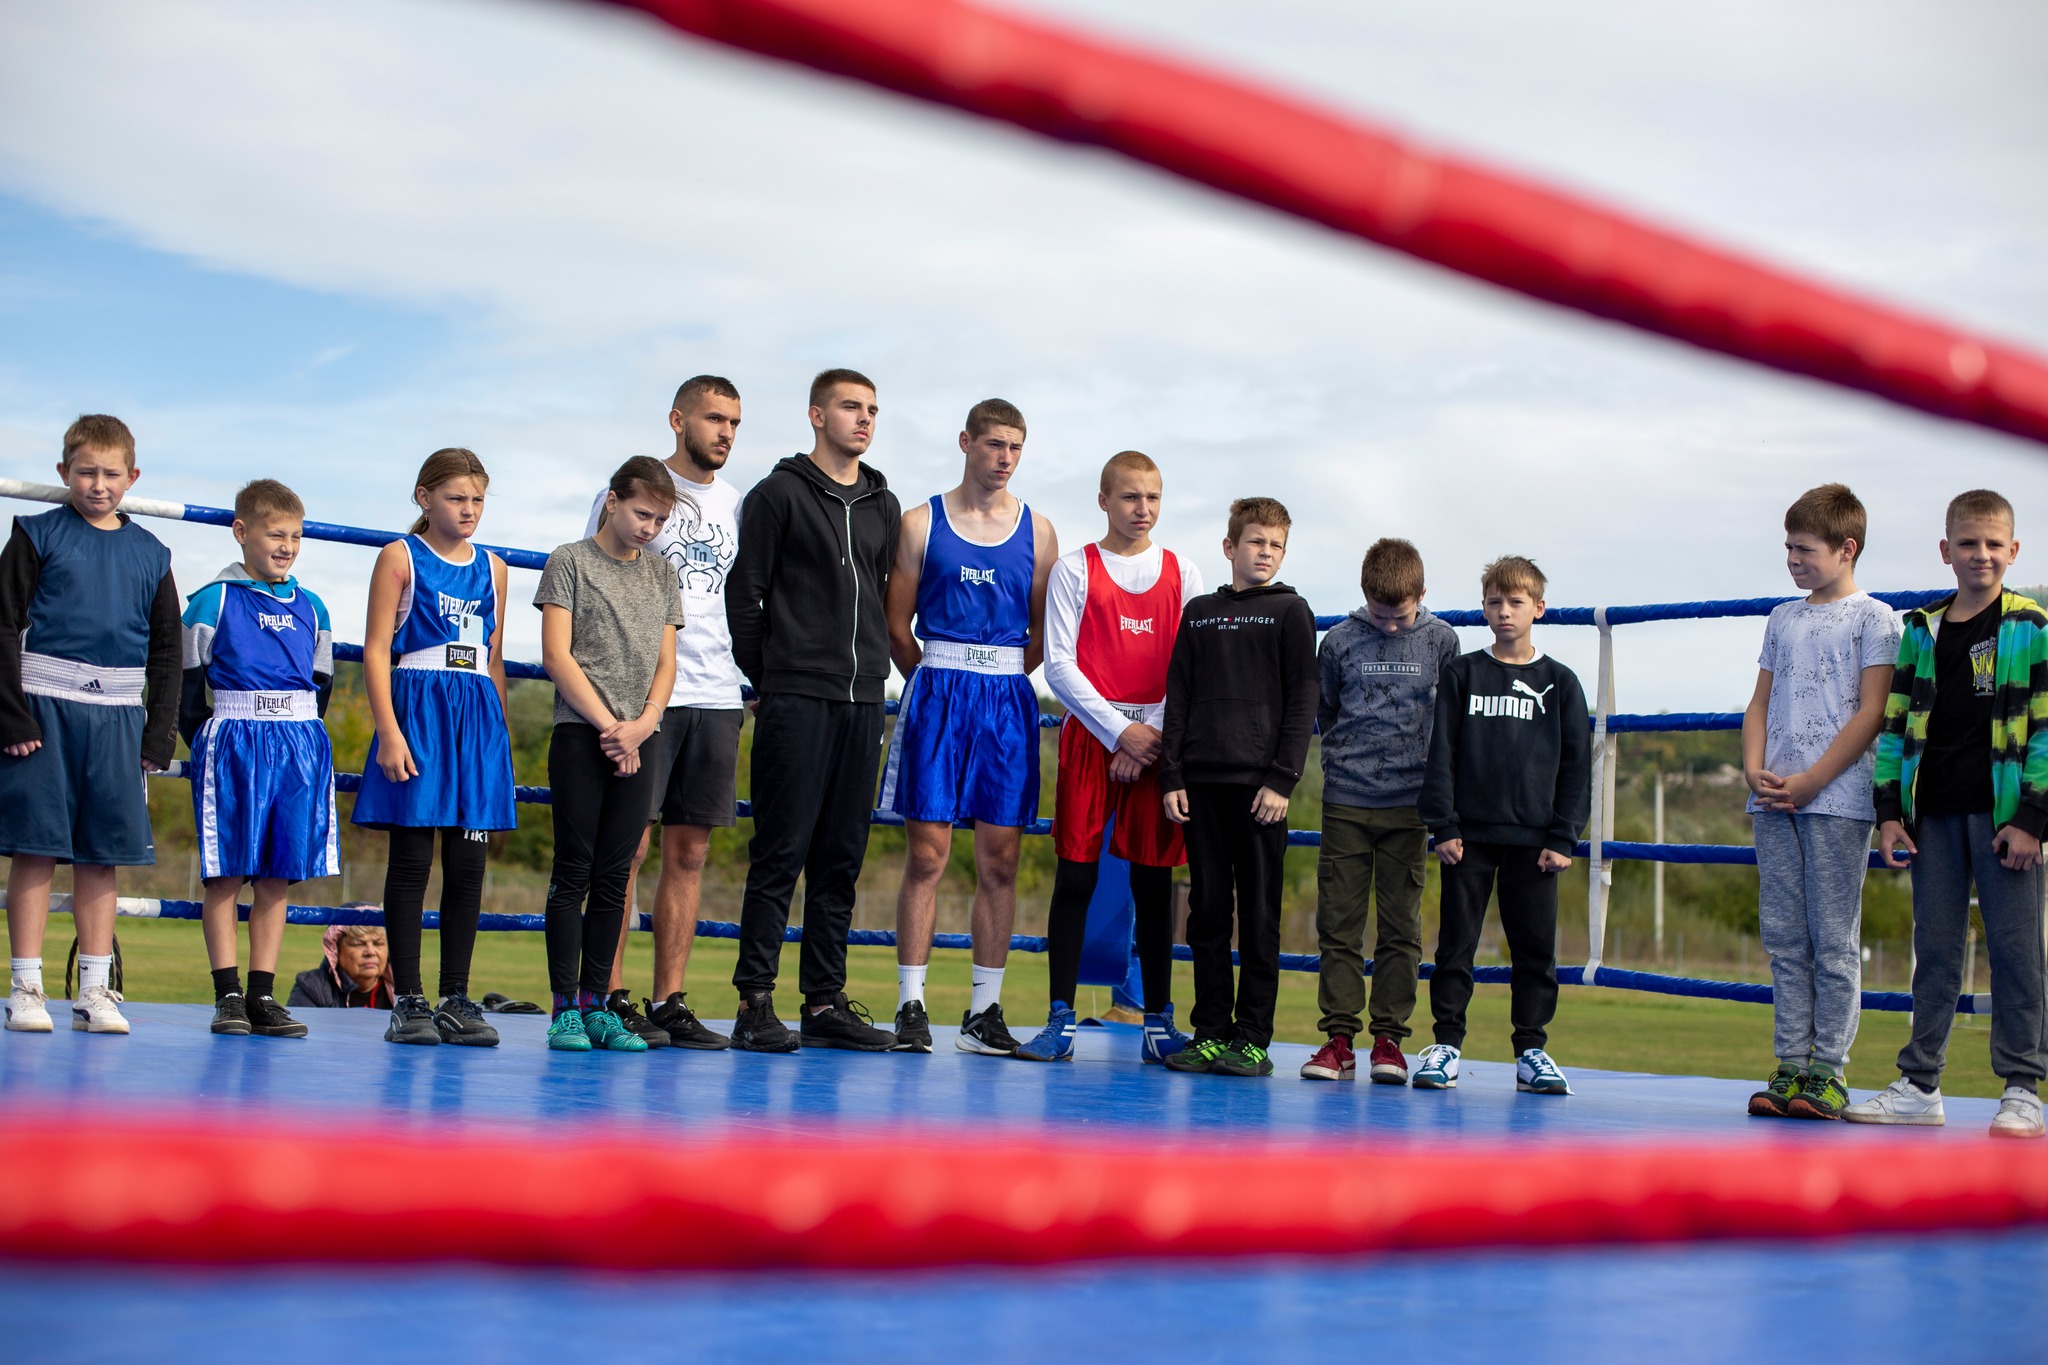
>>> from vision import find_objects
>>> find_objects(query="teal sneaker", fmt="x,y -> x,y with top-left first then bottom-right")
1412,1043 -> 1461,1089
547,1009 -> 591,1052
1748,1064 -> 1803,1117
1211,1039 -> 1274,1077
1163,1036 -> 1229,1074
583,1008 -> 649,1052
1788,1068 -> 1848,1120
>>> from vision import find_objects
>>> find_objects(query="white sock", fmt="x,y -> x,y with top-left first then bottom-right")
10,958 -> 42,994
77,953 -> 112,995
897,964 -> 927,1010
971,965 -> 1004,1015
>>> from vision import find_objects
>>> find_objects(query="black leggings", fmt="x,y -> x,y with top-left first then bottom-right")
544,723 -> 657,998
1046,858 -> 1175,1012
382,826 -> 490,999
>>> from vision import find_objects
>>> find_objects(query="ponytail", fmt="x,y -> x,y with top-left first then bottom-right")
409,447 -> 490,535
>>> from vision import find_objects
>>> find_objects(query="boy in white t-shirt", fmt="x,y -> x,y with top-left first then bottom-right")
1740,483 -> 1899,1120
586,375 -> 747,1050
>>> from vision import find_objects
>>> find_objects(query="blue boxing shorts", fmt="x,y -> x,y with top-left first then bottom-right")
190,691 -> 339,882
0,693 -> 155,866
351,664 -> 515,832
880,644 -> 1040,828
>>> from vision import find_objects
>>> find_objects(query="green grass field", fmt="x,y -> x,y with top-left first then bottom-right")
92,916 -> 2009,1099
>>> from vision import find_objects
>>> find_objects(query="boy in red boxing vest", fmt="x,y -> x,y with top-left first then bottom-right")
1016,451 -> 1203,1063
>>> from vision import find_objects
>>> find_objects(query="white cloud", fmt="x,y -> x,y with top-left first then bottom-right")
1,0 -> 2045,710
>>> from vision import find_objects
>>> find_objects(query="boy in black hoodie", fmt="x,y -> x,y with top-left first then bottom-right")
1417,555 -> 1590,1095
723,368 -> 901,1054
1160,497 -> 1319,1078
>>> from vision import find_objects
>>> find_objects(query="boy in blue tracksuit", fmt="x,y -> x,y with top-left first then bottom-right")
2,415 -> 181,1037
180,479 -> 338,1040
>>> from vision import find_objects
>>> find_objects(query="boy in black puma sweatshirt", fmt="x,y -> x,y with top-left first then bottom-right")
1417,555 -> 1591,1095
1159,497 -> 1319,1078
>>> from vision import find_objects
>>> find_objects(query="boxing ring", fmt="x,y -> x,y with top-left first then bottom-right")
8,0 -> 2048,1359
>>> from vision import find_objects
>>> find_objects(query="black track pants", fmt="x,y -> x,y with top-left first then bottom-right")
543,722 -> 657,997
1429,839 -> 1559,1053
1182,782 -> 1286,1048
733,693 -> 884,1002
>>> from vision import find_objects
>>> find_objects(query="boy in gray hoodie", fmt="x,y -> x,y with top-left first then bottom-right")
1301,539 -> 1460,1084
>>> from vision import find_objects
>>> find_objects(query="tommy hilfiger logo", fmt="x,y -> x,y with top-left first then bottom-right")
1120,616 -> 1154,634
959,566 -> 995,586
438,592 -> 482,620
256,612 -> 297,632
79,678 -> 104,694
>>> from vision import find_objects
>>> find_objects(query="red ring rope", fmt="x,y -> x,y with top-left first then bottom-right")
4,1113 -> 2045,1269
603,0 -> 2048,448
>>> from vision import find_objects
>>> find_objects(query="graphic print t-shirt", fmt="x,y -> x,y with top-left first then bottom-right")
1748,592 -> 1901,821
1916,602 -> 2002,818
585,466 -> 743,709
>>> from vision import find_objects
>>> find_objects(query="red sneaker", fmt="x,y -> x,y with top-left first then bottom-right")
1300,1034 -> 1356,1081
1368,1036 -> 1409,1085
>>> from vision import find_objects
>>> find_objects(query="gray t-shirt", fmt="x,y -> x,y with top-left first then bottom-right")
1749,591 -> 1901,821
533,537 -> 687,728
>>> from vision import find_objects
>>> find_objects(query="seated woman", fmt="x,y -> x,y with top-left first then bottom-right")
289,924 -> 395,1009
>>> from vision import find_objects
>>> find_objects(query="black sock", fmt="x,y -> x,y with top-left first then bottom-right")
211,967 -> 242,1001
1907,1077 -> 1938,1094
248,970 -> 275,1001
2005,1077 -> 2039,1095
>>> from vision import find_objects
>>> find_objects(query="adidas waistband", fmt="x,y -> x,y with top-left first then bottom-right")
20,652 -> 145,706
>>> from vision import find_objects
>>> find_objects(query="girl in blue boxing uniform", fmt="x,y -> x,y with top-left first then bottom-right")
353,448 -> 516,1047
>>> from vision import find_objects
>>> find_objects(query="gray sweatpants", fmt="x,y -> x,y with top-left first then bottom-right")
1897,812 -> 2048,1089
1753,811 -> 1869,1070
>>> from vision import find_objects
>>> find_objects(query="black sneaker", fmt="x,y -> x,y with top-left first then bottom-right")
731,992 -> 800,1053
210,993 -> 251,1036
649,993 -> 729,1050
433,993 -> 501,1048
603,990 -> 670,1049
245,994 -> 309,1039
799,994 -> 896,1051
1163,1036 -> 1229,1073
384,993 -> 441,1046
957,1003 -> 1019,1056
1211,1038 -> 1275,1077
892,1000 -> 933,1053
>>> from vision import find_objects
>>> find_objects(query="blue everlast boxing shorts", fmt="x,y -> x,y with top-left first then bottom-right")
190,691 -> 339,882
879,643 -> 1040,828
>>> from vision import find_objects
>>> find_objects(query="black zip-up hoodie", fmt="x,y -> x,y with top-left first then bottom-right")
1419,649 -> 1592,855
1159,582 -> 1319,796
726,454 -> 901,704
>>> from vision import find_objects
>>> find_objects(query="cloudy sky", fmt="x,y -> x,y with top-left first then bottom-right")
3,0 -> 2045,709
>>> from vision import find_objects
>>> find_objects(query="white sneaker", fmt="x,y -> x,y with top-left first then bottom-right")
1841,1076 -> 1944,1126
1516,1047 -> 1572,1095
1990,1086 -> 2046,1140
1412,1043 -> 1460,1089
71,985 -> 130,1035
5,983 -> 53,1032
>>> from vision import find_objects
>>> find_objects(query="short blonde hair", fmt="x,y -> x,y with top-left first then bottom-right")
1947,489 -> 2015,536
1482,555 -> 1546,598
1099,450 -> 1158,494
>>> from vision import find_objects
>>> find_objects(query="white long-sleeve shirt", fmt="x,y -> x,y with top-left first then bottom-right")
1043,541 -> 1204,752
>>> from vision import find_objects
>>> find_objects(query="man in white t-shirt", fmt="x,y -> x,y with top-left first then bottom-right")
589,375 -> 746,1049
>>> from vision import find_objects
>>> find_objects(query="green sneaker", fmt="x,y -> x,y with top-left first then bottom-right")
1163,1036 -> 1230,1073
547,1009 -> 592,1052
1788,1068 -> 1848,1120
1211,1040 -> 1274,1077
1747,1065 -> 1802,1117
583,1008 -> 649,1053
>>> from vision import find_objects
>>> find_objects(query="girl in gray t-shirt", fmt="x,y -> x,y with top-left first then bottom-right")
532,456 -> 686,1053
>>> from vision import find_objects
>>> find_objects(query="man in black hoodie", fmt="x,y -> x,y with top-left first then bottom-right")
1159,497 -> 1319,1078
723,369 -> 901,1052
1416,555 -> 1590,1096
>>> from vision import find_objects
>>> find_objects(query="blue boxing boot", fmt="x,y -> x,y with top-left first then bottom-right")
1015,1001 -> 1077,1062
1141,1004 -> 1190,1064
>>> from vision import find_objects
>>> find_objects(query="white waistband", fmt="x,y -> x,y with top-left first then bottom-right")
1108,701 -> 1150,722
396,643 -> 489,674
210,690 -> 319,721
919,641 -> 1026,675
20,653 -> 145,706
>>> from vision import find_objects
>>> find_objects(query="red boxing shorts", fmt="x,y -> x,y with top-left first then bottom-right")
1051,716 -> 1185,868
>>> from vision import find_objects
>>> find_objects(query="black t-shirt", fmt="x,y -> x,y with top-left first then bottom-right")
1916,603 -> 2002,818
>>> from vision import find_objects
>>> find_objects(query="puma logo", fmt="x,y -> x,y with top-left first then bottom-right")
1512,680 -> 1556,714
